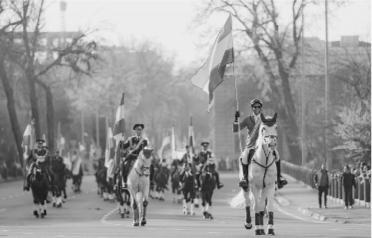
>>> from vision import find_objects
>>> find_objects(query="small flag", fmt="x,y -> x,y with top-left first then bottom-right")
22,119 -> 35,160
188,116 -> 195,160
104,127 -> 115,168
191,14 -> 234,111
113,93 -> 125,142
171,127 -> 176,159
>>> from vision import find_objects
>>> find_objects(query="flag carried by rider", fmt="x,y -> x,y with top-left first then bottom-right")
191,14 -> 234,111
22,119 -> 36,161
113,92 -> 126,142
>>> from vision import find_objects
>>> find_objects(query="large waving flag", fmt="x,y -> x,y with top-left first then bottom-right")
191,14 -> 234,110
113,93 -> 125,142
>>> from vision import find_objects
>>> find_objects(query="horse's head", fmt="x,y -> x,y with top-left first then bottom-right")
259,113 -> 278,149
32,164 -> 43,181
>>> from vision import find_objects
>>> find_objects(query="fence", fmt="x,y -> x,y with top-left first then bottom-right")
282,161 -> 371,208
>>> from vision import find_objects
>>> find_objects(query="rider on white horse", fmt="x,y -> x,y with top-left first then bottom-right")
127,146 -> 154,226
119,123 -> 149,188
233,99 -> 287,190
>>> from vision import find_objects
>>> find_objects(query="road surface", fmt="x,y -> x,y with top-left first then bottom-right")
0,173 -> 370,237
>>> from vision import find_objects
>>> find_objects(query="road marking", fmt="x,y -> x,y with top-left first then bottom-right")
274,203 -> 327,224
100,207 -> 119,224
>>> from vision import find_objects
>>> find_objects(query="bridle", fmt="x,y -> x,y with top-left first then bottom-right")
252,126 -> 278,188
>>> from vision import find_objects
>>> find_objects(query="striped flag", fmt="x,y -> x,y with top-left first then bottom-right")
188,116 -> 195,160
113,93 -> 125,142
191,14 -> 234,110
104,127 -> 115,169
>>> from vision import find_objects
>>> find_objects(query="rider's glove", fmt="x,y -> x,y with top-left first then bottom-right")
235,111 -> 240,122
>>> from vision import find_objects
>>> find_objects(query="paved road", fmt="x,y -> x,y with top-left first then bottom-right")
0,173 -> 370,238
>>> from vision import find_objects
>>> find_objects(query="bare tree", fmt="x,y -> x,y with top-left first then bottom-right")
0,1 -> 25,167
10,0 -> 97,152
200,0 -> 310,163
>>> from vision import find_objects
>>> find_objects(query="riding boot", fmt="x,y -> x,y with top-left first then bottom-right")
214,172 -> 224,189
275,161 -> 287,189
239,162 -> 249,190
122,162 -> 129,188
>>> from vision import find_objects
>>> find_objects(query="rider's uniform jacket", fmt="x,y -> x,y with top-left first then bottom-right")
119,136 -> 148,160
29,149 -> 50,173
233,114 -> 262,150
198,150 -> 212,165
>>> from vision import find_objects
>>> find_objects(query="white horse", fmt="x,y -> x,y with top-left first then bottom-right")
232,113 -> 278,236
127,147 -> 153,226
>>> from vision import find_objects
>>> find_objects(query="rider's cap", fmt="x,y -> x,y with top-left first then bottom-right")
250,98 -> 263,107
133,123 -> 144,130
143,146 -> 153,153
201,141 -> 210,146
36,139 -> 45,144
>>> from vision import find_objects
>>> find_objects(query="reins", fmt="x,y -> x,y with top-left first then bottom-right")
252,144 -> 276,188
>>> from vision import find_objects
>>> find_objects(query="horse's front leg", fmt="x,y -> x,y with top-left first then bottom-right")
141,179 -> 150,226
243,189 -> 252,229
265,185 -> 276,236
131,196 -> 139,226
251,185 -> 265,236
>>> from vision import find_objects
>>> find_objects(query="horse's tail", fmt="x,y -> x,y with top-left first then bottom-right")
229,190 -> 246,208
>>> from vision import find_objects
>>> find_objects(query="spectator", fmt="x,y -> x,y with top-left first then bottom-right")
341,165 -> 356,209
313,164 -> 329,209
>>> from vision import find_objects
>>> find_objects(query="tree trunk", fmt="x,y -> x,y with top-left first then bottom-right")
45,86 -> 55,152
27,74 -> 41,139
0,61 -> 24,167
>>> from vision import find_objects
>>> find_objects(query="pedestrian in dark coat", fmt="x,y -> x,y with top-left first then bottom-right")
342,165 -> 356,209
314,164 -> 329,208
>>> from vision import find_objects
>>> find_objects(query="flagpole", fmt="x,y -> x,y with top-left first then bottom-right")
230,14 -> 243,179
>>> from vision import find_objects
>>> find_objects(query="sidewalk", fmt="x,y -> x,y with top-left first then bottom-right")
275,174 -> 371,224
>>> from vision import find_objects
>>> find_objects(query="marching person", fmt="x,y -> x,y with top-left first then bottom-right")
197,141 -> 224,189
119,123 -> 149,188
233,98 -> 287,190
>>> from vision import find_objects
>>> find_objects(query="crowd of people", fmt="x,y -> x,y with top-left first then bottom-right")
314,162 -> 371,210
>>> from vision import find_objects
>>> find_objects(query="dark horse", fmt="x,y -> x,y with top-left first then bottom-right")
170,162 -> 182,203
30,164 -> 49,218
154,163 -> 169,201
180,163 -> 196,215
51,156 -> 66,207
200,167 -> 216,219
115,163 -> 131,218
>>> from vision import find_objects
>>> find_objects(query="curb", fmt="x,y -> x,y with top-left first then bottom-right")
276,194 -> 347,223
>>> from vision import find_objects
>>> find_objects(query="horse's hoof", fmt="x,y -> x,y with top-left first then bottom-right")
260,229 -> 266,235
267,228 -> 275,236
52,203 -> 56,207
33,210 -> 39,218
121,213 -> 125,219
244,222 -> 252,230
43,210 -> 47,216
140,219 -> 146,226
203,212 -> 209,219
57,203 -> 62,208
133,221 -> 139,227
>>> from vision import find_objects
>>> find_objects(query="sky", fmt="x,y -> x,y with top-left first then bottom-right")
44,0 -> 371,68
